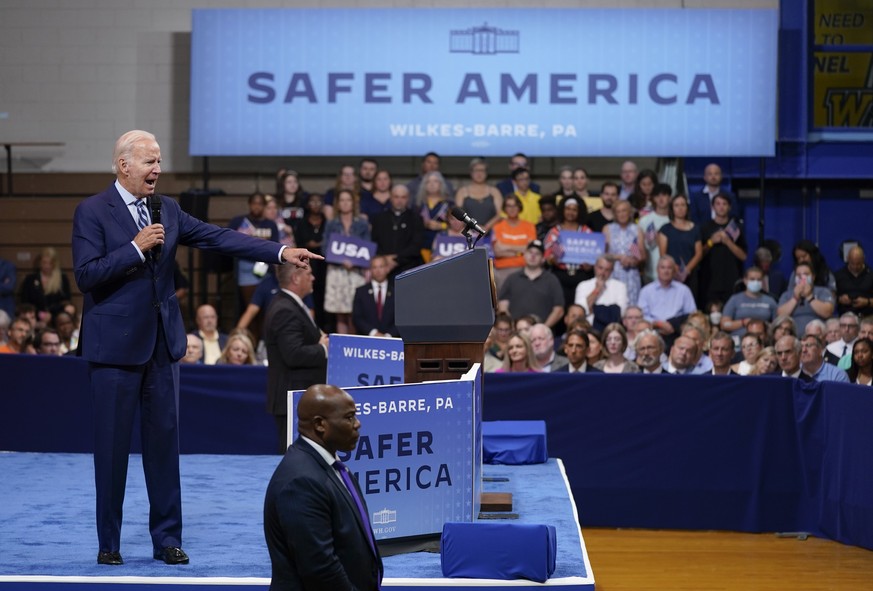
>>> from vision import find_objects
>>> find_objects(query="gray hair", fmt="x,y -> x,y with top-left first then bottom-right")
112,130 -> 156,173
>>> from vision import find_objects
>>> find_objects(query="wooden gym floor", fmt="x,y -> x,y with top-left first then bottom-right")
583,528 -> 873,590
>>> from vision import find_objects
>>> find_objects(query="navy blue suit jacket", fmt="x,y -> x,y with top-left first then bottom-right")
352,282 -> 399,337
553,364 -> 603,373
72,184 -> 283,365
264,437 -> 383,591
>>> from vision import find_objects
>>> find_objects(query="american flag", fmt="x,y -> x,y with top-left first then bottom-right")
644,222 -> 657,249
628,237 -> 642,260
724,219 -> 741,242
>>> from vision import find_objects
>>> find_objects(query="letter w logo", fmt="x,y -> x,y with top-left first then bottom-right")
825,89 -> 873,127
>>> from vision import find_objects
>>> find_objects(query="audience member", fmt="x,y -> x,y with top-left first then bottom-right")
217,333 -> 258,366
638,256 -> 697,342
35,327 -> 61,356
529,323 -> 568,373
0,318 -> 32,354
371,185 -> 424,277
264,263 -> 329,453
275,169 -> 308,230
658,194 -> 702,299
587,181 -> 618,233
228,192 -> 279,308
484,313 -> 514,371
323,189 -> 370,334
708,331 -> 738,375
0,256 -> 16,319
16,302 -> 37,330
771,315 -> 797,344
604,200 -> 645,305
360,166 -> 393,220
352,255 -> 398,337
622,306 -> 646,347
699,193 -> 747,306
574,256 -> 628,331
491,194 -> 537,291
638,183 -> 672,283
619,160 -> 639,200
558,304 -> 587,348
535,195 -> 558,241
787,240 -> 836,294
495,331 -> 540,373
839,316 -> 873,370
800,334 -> 849,383
416,171 -> 453,254
804,319 -> 841,365
323,164 -> 369,220
571,166 -> 603,213
54,310 -> 79,354
664,335 -> 700,375
181,334 -> 203,364
264,196 -> 296,248
846,337 -> 873,386
720,266 -> 778,338
824,318 -> 841,344
0,310 -> 9,347
406,152 -> 454,201
553,166 -> 576,201
732,333 -> 763,375
635,330 -> 666,374
746,318 -> 770,347
496,153 -> 541,197
776,335 -> 808,380
236,269 -> 280,334
20,246 -> 72,327
295,194 -> 328,326
507,167 -> 542,225
586,330 -> 605,366
594,323 -> 639,373
754,245 -> 787,298
498,240 -> 564,329
776,262 -> 835,334
514,315 -> 537,338
690,163 -> 739,225
629,168 -> 657,214
190,304 -> 227,365
749,346 -> 779,376
826,312 -> 860,362
554,329 -> 602,373
454,158 -> 503,234
543,195 -> 593,306
835,246 -> 873,317
681,323 -> 713,374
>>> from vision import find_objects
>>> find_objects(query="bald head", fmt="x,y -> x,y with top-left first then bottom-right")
297,384 -> 360,455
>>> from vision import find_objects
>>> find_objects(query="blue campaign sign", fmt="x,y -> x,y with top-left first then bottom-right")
558,231 -> 605,265
190,8 -> 778,157
289,366 -> 482,541
323,234 -> 377,268
327,334 -> 404,388
431,234 -> 468,259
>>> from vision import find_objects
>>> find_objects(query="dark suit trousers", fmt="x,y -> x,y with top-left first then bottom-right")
89,319 -> 182,552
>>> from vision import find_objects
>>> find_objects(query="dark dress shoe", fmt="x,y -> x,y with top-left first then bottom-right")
97,550 -> 123,565
154,546 -> 189,565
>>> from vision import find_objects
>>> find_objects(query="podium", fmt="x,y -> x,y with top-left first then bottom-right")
395,248 -> 496,384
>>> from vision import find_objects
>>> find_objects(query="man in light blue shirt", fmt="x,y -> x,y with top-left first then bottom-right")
801,334 -> 849,383
638,256 -> 698,339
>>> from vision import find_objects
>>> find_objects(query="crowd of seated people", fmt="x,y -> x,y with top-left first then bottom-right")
3,154 -> 873,389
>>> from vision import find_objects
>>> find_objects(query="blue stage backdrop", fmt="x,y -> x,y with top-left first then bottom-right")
190,8 -> 778,157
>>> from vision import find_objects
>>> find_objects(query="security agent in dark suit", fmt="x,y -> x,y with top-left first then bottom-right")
264,263 -> 329,453
553,329 -> 603,373
72,130 -> 323,566
352,255 -> 399,337
264,384 -> 383,591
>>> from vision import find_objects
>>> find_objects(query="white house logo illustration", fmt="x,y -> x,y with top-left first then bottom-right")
450,22 -> 520,55
373,508 -> 397,524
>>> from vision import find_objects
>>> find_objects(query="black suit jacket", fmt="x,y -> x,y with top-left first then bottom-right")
352,282 -> 399,337
553,364 -> 602,373
264,438 -> 383,591
263,292 -> 327,416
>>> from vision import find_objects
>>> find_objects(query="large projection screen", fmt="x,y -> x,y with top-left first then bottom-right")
190,8 -> 778,157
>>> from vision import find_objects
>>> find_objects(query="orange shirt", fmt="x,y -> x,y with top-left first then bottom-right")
491,219 -> 537,269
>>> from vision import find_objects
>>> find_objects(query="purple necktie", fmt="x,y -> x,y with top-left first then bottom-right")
333,460 -> 378,559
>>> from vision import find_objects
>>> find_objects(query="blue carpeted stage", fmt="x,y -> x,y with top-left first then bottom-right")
0,453 -> 593,591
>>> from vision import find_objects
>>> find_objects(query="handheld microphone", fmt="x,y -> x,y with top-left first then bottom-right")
450,206 -> 487,235
149,195 -> 162,261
